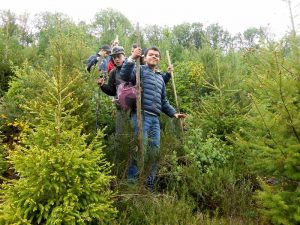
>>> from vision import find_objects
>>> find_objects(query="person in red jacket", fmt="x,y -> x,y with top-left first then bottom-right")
107,36 -> 120,74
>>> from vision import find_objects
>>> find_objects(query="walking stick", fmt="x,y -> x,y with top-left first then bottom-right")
95,69 -> 107,132
135,23 -> 144,181
92,65 -> 102,132
166,50 -> 184,134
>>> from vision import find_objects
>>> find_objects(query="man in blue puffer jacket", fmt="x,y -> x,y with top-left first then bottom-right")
120,46 -> 186,190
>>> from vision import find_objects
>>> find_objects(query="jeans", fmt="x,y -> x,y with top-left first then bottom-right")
128,111 -> 160,188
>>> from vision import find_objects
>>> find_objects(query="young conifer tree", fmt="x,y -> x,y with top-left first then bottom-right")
0,135 -> 7,175
0,55 -> 116,224
237,37 -> 300,224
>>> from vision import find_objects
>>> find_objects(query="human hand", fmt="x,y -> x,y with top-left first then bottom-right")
174,113 -> 186,119
112,35 -> 119,46
97,77 -> 105,86
131,47 -> 142,60
167,65 -> 174,74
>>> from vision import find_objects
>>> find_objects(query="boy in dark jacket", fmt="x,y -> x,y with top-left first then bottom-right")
97,46 -> 125,96
97,46 -> 127,136
120,46 -> 186,189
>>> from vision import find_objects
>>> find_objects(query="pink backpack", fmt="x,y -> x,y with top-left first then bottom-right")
117,82 -> 137,110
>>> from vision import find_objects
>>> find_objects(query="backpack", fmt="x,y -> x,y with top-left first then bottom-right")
116,82 -> 137,110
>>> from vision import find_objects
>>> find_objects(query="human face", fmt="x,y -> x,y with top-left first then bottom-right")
99,49 -> 107,57
144,50 -> 160,68
112,53 -> 125,66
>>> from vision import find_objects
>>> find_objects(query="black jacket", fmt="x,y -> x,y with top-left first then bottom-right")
100,66 -> 123,96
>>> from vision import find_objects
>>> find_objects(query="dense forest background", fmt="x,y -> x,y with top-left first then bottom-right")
0,6 -> 299,225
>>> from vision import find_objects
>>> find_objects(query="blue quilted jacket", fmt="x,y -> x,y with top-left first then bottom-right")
120,59 -> 176,117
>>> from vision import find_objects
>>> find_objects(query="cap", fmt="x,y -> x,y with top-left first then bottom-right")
110,46 -> 125,56
100,44 -> 111,53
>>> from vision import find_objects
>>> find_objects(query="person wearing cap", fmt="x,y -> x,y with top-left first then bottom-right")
97,46 -> 128,146
120,46 -> 186,190
97,46 -> 125,96
86,44 -> 111,75
97,45 -> 112,77
107,37 -> 120,73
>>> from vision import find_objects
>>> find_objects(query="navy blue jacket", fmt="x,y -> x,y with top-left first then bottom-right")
98,55 -> 111,73
120,59 -> 176,117
86,54 -> 99,72
86,55 -> 111,73
158,71 -> 171,84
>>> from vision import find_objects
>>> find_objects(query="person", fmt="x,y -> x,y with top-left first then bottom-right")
97,46 -> 129,158
107,37 -> 120,73
86,45 -> 111,78
131,43 -> 173,83
87,45 -> 112,131
98,45 -> 112,78
120,46 -> 186,190
97,46 -> 125,97
86,53 -> 99,73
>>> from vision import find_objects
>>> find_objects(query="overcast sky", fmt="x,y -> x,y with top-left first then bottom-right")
2,0 -> 300,38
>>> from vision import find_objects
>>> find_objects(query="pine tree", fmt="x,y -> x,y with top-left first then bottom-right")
0,131 -> 7,175
0,54 -> 116,224
236,37 -> 300,224
0,22 -> 110,137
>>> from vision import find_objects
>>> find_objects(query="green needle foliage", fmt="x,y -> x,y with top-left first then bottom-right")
0,132 -> 7,175
236,37 -> 300,225
0,55 -> 116,224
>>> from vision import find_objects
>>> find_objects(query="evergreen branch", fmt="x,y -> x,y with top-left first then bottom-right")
279,62 -> 295,77
250,94 -> 287,158
278,70 -> 300,142
201,79 -> 218,90
114,193 -> 174,199
200,100 -> 211,114
250,64 -> 271,97
0,176 -> 14,182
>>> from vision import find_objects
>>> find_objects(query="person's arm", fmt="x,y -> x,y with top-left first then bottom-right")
161,72 -> 171,84
161,81 -> 186,119
119,58 -> 135,83
98,70 -> 117,96
161,82 -> 176,117
120,47 -> 142,83
162,65 -> 173,84
86,55 -> 98,72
